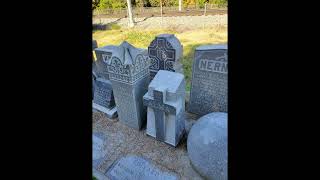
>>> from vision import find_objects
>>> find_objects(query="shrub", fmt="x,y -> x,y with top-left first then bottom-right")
97,0 -> 126,9
148,0 -> 178,7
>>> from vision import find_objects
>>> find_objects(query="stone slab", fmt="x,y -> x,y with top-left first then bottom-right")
106,155 -> 179,180
188,44 -> 228,115
93,103 -> 118,119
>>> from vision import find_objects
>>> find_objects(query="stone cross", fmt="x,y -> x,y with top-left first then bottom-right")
143,70 -> 185,146
147,89 -> 176,141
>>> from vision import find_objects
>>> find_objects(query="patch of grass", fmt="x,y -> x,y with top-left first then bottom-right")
93,27 -> 227,91
92,176 -> 98,180
109,23 -> 121,30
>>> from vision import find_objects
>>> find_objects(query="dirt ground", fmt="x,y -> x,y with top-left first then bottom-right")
93,101 -> 206,179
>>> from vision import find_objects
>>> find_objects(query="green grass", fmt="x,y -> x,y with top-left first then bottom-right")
109,23 -> 121,30
92,175 -> 98,180
93,27 -> 227,91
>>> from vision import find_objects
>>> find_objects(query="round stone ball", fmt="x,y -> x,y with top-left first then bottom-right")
187,112 -> 228,180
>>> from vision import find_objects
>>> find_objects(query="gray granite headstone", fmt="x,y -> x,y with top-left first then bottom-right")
93,40 -> 98,99
148,34 -> 183,80
93,78 -> 117,118
187,112 -> 228,180
93,40 -> 98,50
93,132 -> 108,169
94,45 -> 119,80
143,70 -> 185,146
106,155 -> 178,180
188,44 -> 228,116
105,41 -> 150,130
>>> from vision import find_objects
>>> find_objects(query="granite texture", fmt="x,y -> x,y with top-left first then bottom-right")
92,109 -> 204,180
93,132 -> 108,169
148,34 -> 183,79
188,44 -> 228,116
93,78 -> 115,109
143,70 -> 186,146
105,41 -> 150,130
106,155 -> 179,180
187,112 -> 228,180
94,45 -> 119,80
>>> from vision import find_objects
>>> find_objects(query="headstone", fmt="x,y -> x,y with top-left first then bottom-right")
94,45 -> 119,80
106,155 -> 178,180
93,132 -> 108,169
93,78 -> 117,118
93,40 -> 98,50
188,44 -> 228,116
143,70 -> 185,146
93,40 -> 98,99
92,72 -> 96,99
105,41 -> 150,130
148,34 -> 183,80
187,112 -> 228,180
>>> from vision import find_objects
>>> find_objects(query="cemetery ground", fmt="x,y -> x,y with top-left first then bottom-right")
93,15 -> 227,91
93,109 -> 203,179
93,15 -> 227,179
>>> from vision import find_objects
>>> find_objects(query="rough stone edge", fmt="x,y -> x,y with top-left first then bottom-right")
93,103 -> 118,119
93,168 -> 109,180
104,154 -> 180,180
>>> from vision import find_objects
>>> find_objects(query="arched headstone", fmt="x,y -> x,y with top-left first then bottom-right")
188,44 -> 228,115
148,34 -> 183,80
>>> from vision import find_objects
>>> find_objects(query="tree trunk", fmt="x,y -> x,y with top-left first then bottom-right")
160,0 -> 163,17
126,0 -> 134,27
179,0 -> 182,11
204,2 -> 207,16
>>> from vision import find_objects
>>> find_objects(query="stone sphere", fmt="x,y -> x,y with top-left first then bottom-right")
187,112 -> 228,180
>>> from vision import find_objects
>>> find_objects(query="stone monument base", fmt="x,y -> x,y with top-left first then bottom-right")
93,102 -> 118,119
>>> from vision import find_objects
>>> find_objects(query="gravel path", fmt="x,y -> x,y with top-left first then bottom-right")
93,14 -> 227,30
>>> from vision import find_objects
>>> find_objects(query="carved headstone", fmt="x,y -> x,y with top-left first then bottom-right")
105,41 -> 150,130
148,34 -> 183,79
188,44 -> 228,115
94,45 -> 119,80
93,78 -> 117,118
143,70 -> 185,146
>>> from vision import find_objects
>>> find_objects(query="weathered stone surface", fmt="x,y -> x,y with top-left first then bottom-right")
93,78 -> 115,109
93,132 -> 108,169
93,71 -> 96,100
93,40 -> 98,49
143,70 -> 185,146
93,110 -> 204,180
93,78 -> 118,118
187,112 -> 228,180
105,41 -> 150,130
93,40 -> 98,98
188,44 -> 228,116
94,45 -> 119,80
148,34 -> 183,79
106,155 -> 179,180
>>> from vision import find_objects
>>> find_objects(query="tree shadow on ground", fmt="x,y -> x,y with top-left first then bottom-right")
93,18 -> 123,31
134,15 -> 154,23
